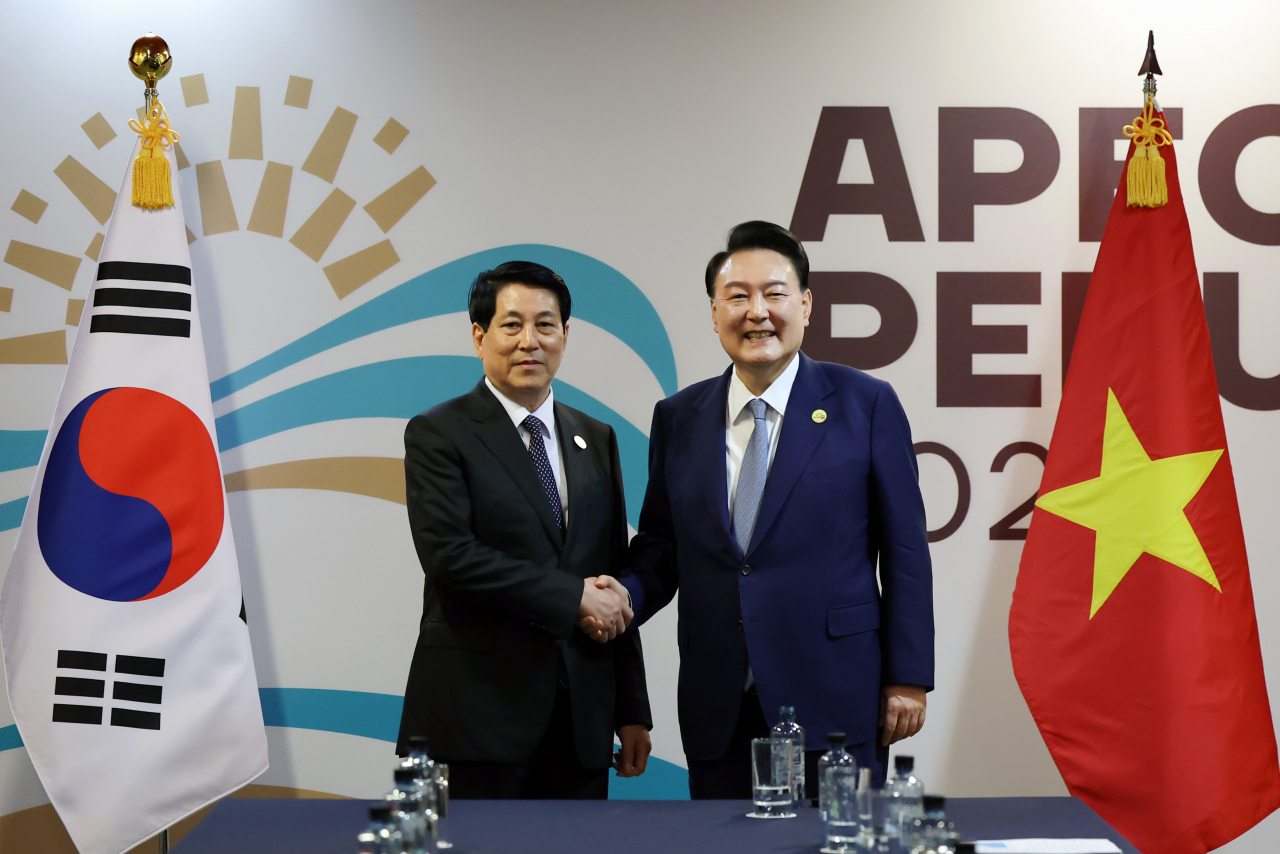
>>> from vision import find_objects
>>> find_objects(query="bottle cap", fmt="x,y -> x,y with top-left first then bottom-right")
924,794 -> 945,811
779,705 -> 795,716
408,734 -> 430,751
895,755 -> 914,772
394,767 -> 416,785
369,804 -> 394,821
826,732 -> 846,747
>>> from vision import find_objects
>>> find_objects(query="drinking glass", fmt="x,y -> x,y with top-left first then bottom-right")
433,763 -> 451,849
868,786 -> 901,852
749,737 -> 796,818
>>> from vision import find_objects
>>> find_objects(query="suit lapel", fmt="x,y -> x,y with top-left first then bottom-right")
467,381 -> 564,550
746,354 -> 834,557
694,368 -> 734,546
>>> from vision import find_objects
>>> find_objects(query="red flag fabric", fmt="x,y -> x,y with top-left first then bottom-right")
1010,110 -> 1280,853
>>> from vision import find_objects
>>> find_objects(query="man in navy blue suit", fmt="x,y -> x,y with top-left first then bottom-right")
607,221 -> 933,799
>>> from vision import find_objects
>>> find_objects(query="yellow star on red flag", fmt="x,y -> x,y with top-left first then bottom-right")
1034,388 -> 1223,617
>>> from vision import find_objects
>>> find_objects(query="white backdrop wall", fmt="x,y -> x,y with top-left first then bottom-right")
2,0 -> 1280,848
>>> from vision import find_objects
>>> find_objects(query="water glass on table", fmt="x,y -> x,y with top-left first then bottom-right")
867,784 -> 903,852
749,737 -> 796,818
433,763 -> 451,849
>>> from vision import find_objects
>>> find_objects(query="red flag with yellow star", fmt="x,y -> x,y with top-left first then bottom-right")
1010,103 -> 1280,853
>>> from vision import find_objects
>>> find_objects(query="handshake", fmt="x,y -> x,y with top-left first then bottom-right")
577,575 -> 633,643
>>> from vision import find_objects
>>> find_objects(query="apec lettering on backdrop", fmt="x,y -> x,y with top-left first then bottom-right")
793,104 -> 1280,544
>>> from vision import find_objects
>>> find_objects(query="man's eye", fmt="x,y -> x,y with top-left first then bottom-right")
728,294 -> 747,303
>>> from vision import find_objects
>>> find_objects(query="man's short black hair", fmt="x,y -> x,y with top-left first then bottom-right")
468,261 -> 572,330
704,220 -> 809,297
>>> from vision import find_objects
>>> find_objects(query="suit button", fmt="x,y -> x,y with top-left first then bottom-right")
741,565 -> 751,576
737,620 -> 744,631
554,639 -> 564,648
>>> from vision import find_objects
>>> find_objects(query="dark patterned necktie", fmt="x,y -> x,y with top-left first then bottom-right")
522,414 -> 563,529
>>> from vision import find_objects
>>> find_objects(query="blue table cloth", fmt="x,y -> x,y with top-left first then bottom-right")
170,796 -> 1137,854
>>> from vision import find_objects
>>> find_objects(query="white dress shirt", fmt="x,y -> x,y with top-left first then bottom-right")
725,353 -> 800,515
486,378 -> 569,523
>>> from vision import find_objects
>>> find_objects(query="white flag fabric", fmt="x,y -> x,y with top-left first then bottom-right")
0,135 -> 267,854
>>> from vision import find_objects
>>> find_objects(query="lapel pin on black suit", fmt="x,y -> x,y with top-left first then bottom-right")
574,435 -> 587,449
811,409 -> 827,423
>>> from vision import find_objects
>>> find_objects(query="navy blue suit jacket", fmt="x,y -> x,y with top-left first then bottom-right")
621,353 -> 933,761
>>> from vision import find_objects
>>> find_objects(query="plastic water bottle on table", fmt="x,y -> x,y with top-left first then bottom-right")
818,732 -> 859,852
771,705 -> 806,804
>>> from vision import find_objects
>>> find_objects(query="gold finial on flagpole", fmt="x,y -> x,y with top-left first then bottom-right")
127,34 -> 178,209
129,33 -> 172,114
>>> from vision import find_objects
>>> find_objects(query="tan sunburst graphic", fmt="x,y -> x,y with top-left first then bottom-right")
1,72 -> 434,365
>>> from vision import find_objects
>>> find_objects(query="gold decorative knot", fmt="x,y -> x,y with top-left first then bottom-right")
129,101 -> 180,160
1123,97 -> 1172,151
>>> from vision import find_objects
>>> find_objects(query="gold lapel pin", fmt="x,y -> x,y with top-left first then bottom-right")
811,409 -> 828,423
574,435 -> 587,449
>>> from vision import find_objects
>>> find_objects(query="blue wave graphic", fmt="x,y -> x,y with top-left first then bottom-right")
0,431 -> 45,473
215,357 -> 650,527
0,497 -> 27,532
259,687 -> 403,742
209,245 -> 677,401
0,692 -> 687,798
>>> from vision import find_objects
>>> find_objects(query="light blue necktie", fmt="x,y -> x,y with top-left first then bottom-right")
733,398 -> 769,555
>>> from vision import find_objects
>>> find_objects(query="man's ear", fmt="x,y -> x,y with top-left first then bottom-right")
472,322 -> 486,359
801,287 -> 813,327
710,298 -> 719,334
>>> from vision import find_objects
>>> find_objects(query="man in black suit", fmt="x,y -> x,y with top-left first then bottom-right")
396,261 -> 652,799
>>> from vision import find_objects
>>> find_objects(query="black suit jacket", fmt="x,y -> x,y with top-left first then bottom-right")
396,379 -> 651,768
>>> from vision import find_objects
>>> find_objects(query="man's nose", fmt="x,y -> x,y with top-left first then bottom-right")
518,324 -> 538,349
746,291 -> 768,319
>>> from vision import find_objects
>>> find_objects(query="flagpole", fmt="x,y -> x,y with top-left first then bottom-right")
132,38 -> 177,854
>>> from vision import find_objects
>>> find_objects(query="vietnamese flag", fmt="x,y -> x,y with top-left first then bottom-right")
1010,104 -> 1280,853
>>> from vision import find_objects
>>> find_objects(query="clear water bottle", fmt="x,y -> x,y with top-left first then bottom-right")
818,732 -> 859,853
403,735 -> 449,849
888,755 -> 924,842
772,706 -> 806,804
368,804 -> 407,854
389,768 -> 434,854
399,762 -> 439,848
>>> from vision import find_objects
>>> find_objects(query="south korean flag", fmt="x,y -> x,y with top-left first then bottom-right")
0,124 -> 267,854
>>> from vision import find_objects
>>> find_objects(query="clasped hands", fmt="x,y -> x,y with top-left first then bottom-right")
577,575 -> 632,642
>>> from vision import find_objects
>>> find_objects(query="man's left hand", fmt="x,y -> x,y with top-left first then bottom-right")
880,684 -> 927,746
613,725 -> 651,777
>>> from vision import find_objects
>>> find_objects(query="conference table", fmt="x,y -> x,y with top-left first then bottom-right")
170,796 -> 1138,854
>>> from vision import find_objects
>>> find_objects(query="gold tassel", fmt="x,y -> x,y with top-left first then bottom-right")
1123,96 -> 1173,208
128,100 -> 180,209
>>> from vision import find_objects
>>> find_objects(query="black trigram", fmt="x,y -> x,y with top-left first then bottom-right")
89,261 -> 192,338
52,650 -> 164,730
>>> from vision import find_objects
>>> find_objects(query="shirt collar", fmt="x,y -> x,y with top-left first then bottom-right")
485,377 -> 556,436
727,352 -> 801,422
